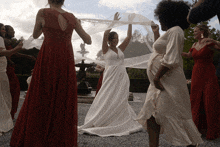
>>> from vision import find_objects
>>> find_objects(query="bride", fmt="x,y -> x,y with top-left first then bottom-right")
78,12 -> 143,137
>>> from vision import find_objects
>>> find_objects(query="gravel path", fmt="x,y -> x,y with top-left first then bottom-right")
1,92 -> 220,147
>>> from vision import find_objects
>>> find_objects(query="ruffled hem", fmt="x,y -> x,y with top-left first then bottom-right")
137,115 -> 203,146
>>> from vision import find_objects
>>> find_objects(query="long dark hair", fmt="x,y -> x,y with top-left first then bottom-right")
154,0 -> 190,30
0,23 -> 4,37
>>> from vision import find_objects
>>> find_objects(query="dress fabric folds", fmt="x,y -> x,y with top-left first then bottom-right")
78,48 -> 143,137
136,26 -> 203,146
6,45 -> 20,119
10,9 -> 78,147
0,37 -> 14,137
189,43 -> 220,140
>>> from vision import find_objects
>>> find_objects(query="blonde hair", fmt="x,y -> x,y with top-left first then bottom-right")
196,24 -> 210,38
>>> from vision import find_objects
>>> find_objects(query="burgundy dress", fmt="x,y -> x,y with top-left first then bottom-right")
190,43 -> 220,140
95,71 -> 104,96
6,45 -> 20,119
10,9 -> 78,147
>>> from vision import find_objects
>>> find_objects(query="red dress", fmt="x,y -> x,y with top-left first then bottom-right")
190,43 -> 220,140
10,9 -> 78,147
6,45 -> 20,119
95,71 -> 103,96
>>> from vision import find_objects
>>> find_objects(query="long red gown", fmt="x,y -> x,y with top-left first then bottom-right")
190,43 -> 220,140
6,45 -> 20,119
10,9 -> 78,147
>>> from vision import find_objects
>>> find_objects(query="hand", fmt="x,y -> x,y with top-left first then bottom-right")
151,24 -> 159,33
113,12 -> 120,21
16,41 -> 23,50
128,13 -> 135,22
153,78 -> 164,91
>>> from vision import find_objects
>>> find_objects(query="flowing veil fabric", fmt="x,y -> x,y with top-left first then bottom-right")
23,13 -> 154,69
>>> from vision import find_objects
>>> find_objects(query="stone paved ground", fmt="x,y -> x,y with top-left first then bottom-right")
1,92 -> 220,147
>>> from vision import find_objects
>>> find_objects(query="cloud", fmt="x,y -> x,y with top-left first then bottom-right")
0,0 -> 40,39
209,16 -> 220,29
98,0 -> 155,11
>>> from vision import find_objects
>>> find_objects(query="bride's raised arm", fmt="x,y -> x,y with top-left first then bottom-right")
118,14 -> 135,52
102,12 -> 120,54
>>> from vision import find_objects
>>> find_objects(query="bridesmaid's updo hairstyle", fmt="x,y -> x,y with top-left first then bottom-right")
0,23 -> 4,37
49,0 -> 65,5
108,31 -> 117,42
154,0 -> 190,30
196,24 -> 210,38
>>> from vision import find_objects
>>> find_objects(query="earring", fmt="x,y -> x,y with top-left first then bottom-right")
201,34 -> 204,38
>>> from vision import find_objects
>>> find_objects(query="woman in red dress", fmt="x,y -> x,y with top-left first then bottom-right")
4,25 -> 36,119
95,65 -> 104,96
182,24 -> 220,140
10,0 -> 91,146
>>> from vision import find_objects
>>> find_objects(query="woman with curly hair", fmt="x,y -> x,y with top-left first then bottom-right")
182,24 -> 220,140
136,1 -> 203,147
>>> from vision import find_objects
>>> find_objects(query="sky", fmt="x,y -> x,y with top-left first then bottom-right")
0,0 -> 220,60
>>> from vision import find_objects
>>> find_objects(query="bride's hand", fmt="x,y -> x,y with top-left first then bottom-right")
113,12 -> 120,21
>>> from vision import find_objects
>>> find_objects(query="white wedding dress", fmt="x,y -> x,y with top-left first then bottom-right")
136,26 -> 203,146
0,37 -> 14,136
78,47 -> 143,137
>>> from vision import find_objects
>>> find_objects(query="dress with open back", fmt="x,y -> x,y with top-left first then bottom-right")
10,8 -> 78,147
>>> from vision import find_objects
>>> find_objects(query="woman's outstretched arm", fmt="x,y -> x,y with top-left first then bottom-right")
181,52 -> 192,58
0,42 -> 23,57
119,14 -> 135,52
75,18 -> 92,45
102,12 -> 120,54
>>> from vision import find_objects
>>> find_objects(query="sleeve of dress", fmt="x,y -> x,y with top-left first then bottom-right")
160,29 -> 183,69
71,14 -> 77,28
188,0 -> 218,24
0,37 -> 6,50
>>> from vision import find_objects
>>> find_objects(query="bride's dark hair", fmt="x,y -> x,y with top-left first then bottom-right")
108,31 -> 118,42
49,0 -> 65,5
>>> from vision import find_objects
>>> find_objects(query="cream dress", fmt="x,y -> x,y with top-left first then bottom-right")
136,26 -> 204,146
0,36 -> 13,136
78,47 -> 143,137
